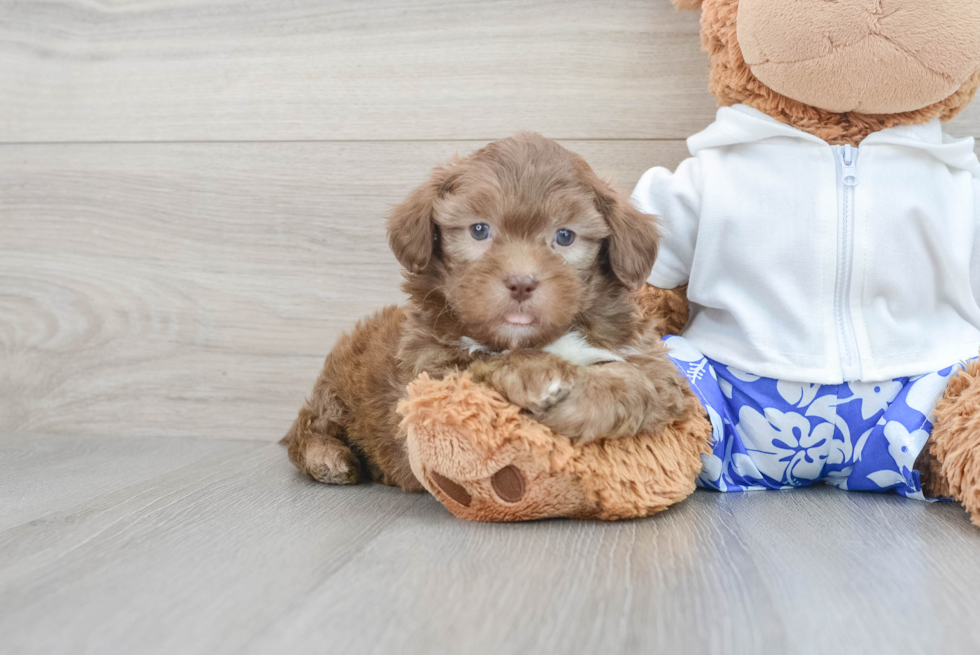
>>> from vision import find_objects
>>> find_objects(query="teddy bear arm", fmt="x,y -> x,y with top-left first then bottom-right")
637,284 -> 690,337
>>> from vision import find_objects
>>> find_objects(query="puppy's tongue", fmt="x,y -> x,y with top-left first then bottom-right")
504,313 -> 535,325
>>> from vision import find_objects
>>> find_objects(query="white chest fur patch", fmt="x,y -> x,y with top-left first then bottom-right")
459,332 -> 624,366
460,336 -> 509,357
543,331 -> 625,366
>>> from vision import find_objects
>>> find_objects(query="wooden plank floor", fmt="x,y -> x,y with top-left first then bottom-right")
2,432 -> 979,655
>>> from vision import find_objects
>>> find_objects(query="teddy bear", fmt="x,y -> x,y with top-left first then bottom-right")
398,285 -> 711,521
398,0 -> 980,524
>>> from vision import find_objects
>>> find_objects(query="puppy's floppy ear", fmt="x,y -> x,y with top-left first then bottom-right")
576,160 -> 660,291
670,0 -> 702,9
386,160 -> 460,273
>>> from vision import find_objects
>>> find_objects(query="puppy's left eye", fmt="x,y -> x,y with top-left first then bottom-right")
554,229 -> 576,247
470,223 -> 491,241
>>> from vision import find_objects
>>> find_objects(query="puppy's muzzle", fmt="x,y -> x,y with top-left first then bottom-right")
504,275 -> 538,302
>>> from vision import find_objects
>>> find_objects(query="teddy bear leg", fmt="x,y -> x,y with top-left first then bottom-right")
920,358 -> 980,525
399,372 -> 602,521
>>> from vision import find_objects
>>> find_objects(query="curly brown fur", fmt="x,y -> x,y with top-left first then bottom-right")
283,133 -> 686,489
468,327 -> 689,444
920,358 -> 980,526
698,0 -> 980,145
636,284 -> 689,337
283,305 -> 426,490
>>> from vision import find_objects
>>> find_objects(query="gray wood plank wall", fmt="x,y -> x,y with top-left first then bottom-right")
2,0 -> 979,442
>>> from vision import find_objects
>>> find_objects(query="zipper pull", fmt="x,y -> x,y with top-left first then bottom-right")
840,144 -> 858,186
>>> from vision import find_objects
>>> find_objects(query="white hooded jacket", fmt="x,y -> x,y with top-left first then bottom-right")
632,104 -> 980,384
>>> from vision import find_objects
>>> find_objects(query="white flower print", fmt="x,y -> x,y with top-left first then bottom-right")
866,470 -> 909,489
663,336 -> 713,386
852,427 -> 874,463
736,406 -> 834,485
663,335 -> 704,363
776,380 -> 820,407
732,452 -> 762,480
827,435 -> 851,469
801,395 -> 852,466
882,420 -> 929,474
904,371 -> 958,422
719,377 -> 733,399
804,394 -> 837,422
706,404 -> 725,442
665,333 -> 973,496
845,380 -> 903,420
697,405 -> 726,490
699,453 -> 724,489
727,366 -> 761,382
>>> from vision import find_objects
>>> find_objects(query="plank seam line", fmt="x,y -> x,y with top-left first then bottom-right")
0,138 -> 689,146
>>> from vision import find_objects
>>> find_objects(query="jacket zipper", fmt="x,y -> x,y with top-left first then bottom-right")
834,144 -> 861,380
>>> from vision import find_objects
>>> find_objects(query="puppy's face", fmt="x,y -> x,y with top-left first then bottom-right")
436,177 -> 606,349
387,133 -> 659,350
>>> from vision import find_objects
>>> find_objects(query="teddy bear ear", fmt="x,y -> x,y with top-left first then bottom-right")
670,0 -> 703,9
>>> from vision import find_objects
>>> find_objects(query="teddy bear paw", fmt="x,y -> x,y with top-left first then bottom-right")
428,465 -> 528,508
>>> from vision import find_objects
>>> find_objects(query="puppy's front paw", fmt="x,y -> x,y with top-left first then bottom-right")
531,374 -> 571,415
506,369 -> 572,416
479,356 -> 574,416
538,397 -> 607,443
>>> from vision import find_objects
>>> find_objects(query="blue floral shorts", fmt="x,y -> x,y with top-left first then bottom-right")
664,335 -> 970,501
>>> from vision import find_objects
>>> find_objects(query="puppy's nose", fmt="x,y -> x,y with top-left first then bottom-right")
504,275 -> 538,302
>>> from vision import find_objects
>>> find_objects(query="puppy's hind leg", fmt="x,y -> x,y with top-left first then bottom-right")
282,395 -> 361,485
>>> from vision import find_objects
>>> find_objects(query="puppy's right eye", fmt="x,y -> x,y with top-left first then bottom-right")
469,223 -> 491,241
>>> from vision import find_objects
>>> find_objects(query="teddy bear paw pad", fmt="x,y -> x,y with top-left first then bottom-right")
491,465 -> 526,503
430,471 -> 472,507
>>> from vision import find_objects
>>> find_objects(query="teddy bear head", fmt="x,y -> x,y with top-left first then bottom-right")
672,0 -> 980,144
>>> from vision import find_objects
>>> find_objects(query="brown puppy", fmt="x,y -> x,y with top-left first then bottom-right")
283,133 -> 689,491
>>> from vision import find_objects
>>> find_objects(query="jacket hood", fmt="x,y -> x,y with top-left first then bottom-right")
688,104 -> 980,177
